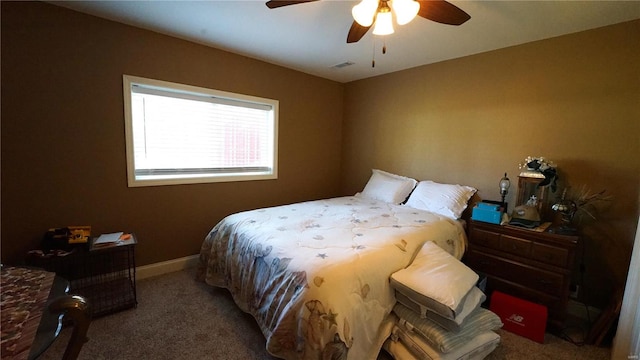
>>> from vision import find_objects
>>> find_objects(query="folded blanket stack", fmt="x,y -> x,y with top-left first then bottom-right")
385,242 -> 503,360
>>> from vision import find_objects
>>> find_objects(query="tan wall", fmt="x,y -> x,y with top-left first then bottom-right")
1,2 -> 344,266
342,20 -> 640,307
3,2 -> 638,308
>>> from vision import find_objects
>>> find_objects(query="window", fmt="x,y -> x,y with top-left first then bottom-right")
123,75 -> 278,187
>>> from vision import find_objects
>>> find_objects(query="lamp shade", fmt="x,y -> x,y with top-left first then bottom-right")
352,0 -> 378,27
391,0 -> 419,25
499,173 -> 510,194
373,10 -> 394,35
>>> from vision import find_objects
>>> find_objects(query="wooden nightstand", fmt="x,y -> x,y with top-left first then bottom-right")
464,220 -> 579,330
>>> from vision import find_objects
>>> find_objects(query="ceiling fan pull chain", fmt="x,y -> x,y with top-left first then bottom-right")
372,41 -> 376,68
383,40 -> 387,55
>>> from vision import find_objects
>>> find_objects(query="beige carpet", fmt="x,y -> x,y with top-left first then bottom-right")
39,268 -> 611,360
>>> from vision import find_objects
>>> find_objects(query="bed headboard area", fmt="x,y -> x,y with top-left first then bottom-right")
461,192 -> 483,224
356,169 -> 479,222
354,169 -> 482,238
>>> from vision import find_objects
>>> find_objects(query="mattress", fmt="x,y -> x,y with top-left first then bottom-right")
198,196 -> 468,359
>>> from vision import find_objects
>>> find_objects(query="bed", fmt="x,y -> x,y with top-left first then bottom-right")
197,170 -> 477,360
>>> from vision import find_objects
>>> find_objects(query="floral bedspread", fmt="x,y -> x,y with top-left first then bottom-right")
197,196 -> 466,360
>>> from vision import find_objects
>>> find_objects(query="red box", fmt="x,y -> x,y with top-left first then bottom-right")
489,291 -> 548,343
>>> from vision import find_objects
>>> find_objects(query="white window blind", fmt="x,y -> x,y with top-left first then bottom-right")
123,75 -> 278,186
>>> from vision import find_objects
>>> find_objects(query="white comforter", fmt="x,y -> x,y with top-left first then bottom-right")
198,196 -> 467,360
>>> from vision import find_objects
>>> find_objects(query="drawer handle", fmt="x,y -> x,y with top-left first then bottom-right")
538,279 -> 552,285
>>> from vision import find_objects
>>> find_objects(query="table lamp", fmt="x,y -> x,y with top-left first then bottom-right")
499,173 -> 510,210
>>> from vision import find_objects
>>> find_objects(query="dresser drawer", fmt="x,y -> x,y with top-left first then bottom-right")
499,235 -> 532,257
531,242 -> 569,267
466,250 -> 564,296
466,221 -> 578,330
469,228 -> 500,249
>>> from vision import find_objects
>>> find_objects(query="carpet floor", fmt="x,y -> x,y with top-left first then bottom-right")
39,268 -> 611,359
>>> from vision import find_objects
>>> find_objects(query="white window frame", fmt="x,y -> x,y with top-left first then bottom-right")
123,75 -> 278,187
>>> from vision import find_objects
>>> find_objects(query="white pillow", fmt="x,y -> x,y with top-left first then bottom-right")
357,169 -> 417,204
394,304 -> 503,354
405,180 -> 476,219
395,286 -> 486,333
388,324 -> 501,359
390,242 -> 479,319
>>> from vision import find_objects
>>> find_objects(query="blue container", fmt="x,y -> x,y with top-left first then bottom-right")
472,205 -> 502,224
476,202 -> 500,211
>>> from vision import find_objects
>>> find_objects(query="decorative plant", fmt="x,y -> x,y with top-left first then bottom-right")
552,185 -> 612,226
519,156 -> 559,192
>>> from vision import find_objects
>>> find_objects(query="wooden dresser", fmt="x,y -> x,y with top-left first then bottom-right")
464,220 -> 579,329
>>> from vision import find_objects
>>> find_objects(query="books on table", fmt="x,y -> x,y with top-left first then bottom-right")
92,232 -> 134,249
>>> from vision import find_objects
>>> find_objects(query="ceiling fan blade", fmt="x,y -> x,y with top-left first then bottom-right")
416,0 -> 470,25
265,0 -> 319,9
347,21 -> 371,43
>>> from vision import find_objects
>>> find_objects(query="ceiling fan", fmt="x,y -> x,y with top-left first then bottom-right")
265,0 -> 470,43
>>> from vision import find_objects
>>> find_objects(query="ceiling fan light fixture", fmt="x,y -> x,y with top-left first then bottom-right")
391,0 -> 419,25
352,0 -> 378,27
373,7 -> 394,35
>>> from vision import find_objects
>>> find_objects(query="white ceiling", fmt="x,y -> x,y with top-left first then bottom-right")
50,1 -> 640,83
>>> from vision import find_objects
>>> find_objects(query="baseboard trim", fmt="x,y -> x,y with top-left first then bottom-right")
136,254 -> 200,280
